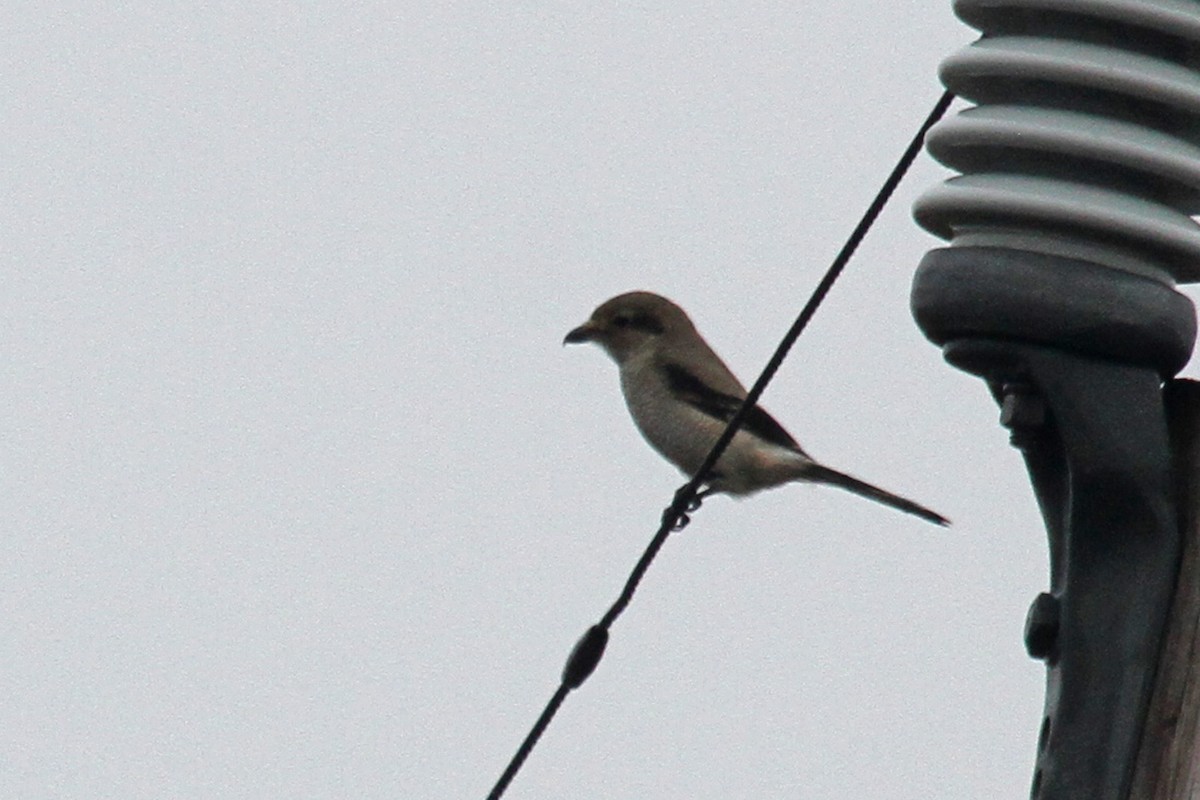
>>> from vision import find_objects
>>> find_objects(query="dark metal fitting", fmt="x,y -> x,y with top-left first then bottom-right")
1001,385 -> 1048,448
562,624 -> 608,689
935,338 -> 1182,800
1024,592 -> 1061,662
1001,385 -> 1045,429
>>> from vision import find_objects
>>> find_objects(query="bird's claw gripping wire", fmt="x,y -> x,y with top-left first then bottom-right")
664,485 -> 712,531
662,503 -> 691,532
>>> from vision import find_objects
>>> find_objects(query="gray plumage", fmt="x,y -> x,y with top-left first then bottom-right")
565,291 -> 948,527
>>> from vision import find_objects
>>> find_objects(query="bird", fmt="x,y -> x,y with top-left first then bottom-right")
564,291 -> 948,526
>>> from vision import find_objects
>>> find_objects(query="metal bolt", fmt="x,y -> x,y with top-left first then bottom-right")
1001,384 -> 1047,448
1025,592 -> 1060,661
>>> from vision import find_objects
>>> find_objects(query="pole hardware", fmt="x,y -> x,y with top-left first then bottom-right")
911,1 -> 1200,797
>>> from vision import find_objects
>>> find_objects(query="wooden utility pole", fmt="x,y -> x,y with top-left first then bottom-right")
1130,379 -> 1200,799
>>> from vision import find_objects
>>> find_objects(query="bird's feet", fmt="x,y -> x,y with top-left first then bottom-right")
663,485 -> 716,531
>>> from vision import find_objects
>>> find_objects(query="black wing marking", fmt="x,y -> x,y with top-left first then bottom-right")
662,362 -> 801,452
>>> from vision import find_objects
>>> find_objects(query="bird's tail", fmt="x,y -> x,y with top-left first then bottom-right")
804,464 -> 949,527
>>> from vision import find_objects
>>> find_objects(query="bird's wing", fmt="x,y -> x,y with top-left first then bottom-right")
661,362 -> 802,452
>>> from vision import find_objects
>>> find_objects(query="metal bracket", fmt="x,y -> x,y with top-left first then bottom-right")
946,339 -> 1180,800
913,245 -> 1195,800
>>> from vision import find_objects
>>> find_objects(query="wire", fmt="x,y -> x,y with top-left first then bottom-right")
486,89 -> 955,800
486,685 -> 569,800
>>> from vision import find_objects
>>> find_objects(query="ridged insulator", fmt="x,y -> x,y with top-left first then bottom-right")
914,0 -> 1200,283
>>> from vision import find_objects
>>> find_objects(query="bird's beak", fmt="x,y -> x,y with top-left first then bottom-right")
563,321 -> 598,345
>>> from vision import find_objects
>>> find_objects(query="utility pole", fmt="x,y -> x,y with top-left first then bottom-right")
1130,379 -> 1200,800
911,1 -> 1200,798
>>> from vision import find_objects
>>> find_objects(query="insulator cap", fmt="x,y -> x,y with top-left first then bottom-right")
913,246 -> 1197,375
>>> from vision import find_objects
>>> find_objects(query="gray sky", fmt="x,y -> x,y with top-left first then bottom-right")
7,3 -> 1199,798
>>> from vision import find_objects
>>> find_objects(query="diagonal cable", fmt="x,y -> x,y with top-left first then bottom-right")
486,89 -> 955,800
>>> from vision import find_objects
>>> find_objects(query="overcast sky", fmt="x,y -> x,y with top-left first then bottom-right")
7,3 -> 1200,799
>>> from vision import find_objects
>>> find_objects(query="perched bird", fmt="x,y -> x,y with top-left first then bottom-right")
564,291 -> 948,526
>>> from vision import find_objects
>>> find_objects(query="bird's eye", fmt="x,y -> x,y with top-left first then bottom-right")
609,312 -> 664,335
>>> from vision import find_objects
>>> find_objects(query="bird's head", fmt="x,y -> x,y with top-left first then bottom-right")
564,291 -> 694,363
